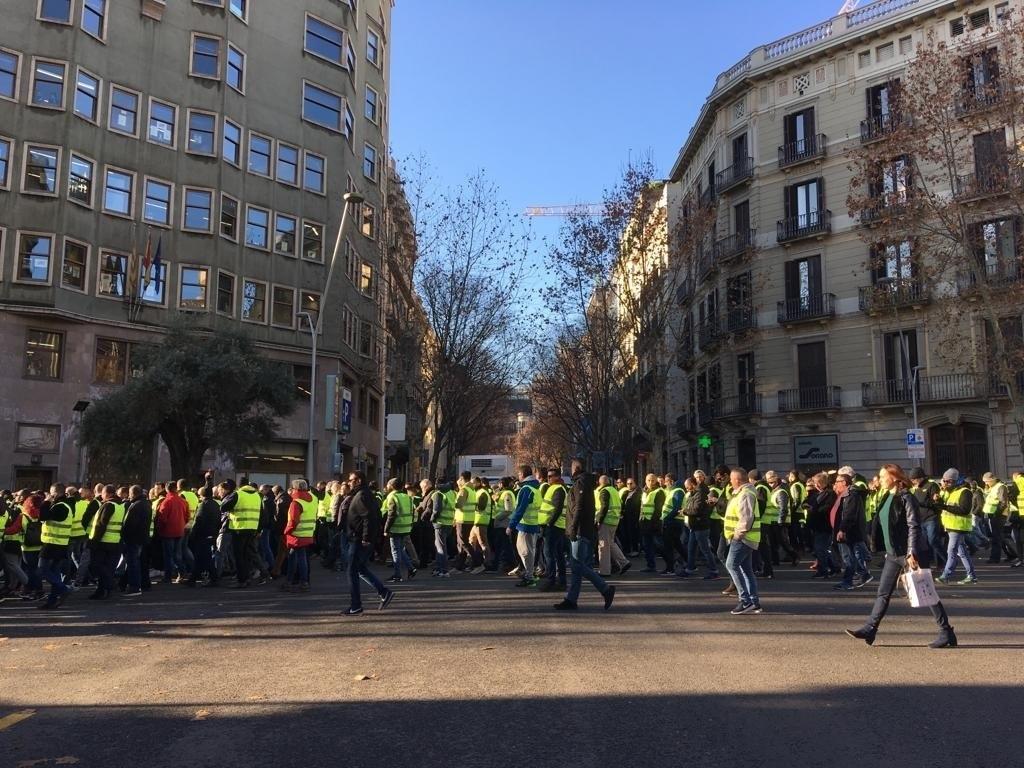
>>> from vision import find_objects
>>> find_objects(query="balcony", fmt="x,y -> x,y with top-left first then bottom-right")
676,413 -> 695,438
954,82 -> 1008,118
699,184 -> 718,208
858,280 -> 931,314
676,277 -> 694,304
725,305 -> 758,334
697,243 -> 716,281
953,165 -> 1020,202
696,401 -> 718,427
677,340 -> 695,370
862,374 -> 989,407
698,316 -> 722,349
957,262 -> 1024,295
860,113 -> 910,144
715,157 -> 754,194
714,229 -> 756,263
859,194 -> 910,226
778,386 -> 842,413
990,371 -> 1024,398
718,393 -> 763,418
777,209 -> 831,244
778,133 -> 827,169
777,293 -> 835,325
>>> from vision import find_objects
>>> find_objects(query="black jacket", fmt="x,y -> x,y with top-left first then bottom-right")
870,489 -> 921,557
259,493 -> 275,531
911,480 -> 940,522
833,491 -> 865,543
805,488 -> 835,534
122,498 -> 152,545
189,499 -> 221,542
682,484 -> 710,530
566,471 -> 597,542
346,487 -> 380,546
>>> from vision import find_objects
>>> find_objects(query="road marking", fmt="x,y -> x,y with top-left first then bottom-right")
0,709 -> 36,731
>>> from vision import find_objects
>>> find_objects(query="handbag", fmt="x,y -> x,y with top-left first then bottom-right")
902,565 -> 940,608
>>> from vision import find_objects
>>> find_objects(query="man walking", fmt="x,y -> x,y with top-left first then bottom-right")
981,472 -> 1008,564
682,477 -> 719,579
595,475 -> 630,577
554,459 -> 615,611
343,471 -> 394,616
660,474 -> 687,575
508,465 -> 542,588
538,470 -> 568,591
382,478 -> 417,583
937,468 -> 978,585
122,485 -> 152,595
724,468 -> 762,615
37,484 -> 74,610
87,485 -> 125,601
639,474 -> 664,572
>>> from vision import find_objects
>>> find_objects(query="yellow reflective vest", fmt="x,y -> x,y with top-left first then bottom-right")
229,487 -> 261,531
90,501 -> 126,545
724,486 -> 761,545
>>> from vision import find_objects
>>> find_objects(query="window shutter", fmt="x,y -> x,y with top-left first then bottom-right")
809,255 -> 823,296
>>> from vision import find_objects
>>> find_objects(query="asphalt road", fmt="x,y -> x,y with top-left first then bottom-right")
1,558 -> 1022,768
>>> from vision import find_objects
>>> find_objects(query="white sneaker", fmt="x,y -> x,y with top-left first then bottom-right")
470,565 -> 486,575
508,567 -> 523,577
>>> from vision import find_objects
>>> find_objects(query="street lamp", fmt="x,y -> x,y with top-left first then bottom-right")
302,191 -> 364,483
72,400 -> 91,484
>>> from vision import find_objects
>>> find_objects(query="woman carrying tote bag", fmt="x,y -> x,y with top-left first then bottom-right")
845,463 -> 958,649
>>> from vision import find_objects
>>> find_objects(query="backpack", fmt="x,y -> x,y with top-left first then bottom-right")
24,516 -> 42,547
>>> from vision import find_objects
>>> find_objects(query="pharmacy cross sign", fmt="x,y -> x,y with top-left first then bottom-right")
697,434 -> 713,450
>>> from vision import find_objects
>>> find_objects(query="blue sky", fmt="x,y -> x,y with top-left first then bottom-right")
390,0 -> 840,246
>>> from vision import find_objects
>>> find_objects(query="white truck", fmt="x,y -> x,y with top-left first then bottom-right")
456,454 -> 515,483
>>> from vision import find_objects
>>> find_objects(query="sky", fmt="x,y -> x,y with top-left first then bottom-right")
390,0 -> 844,265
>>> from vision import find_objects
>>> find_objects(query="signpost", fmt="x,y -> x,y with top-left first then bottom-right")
906,428 -> 926,460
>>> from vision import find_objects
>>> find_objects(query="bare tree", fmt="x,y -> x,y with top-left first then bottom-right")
846,14 -> 1024,460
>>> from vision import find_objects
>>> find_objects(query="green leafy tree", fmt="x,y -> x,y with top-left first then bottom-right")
81,324 -> 296,483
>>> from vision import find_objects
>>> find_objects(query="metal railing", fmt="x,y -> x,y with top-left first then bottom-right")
676,412 -> 695,437
715,157 -> 754,193
697,402 -> 719,427
862,374 -> 988,406
777,292 -> 836,324
726,306 -> 758,333
777,209 -> 832,243
718,393 -> 763,417
778,386 -> 842,412
954,82 -> 1008,118
677,340 -> 695,369
860,112 -> 910,143
677,277 -> 694,304
698,316 -> 722,349
778,133 -> 827,169
858,280 -> 930,313
715,229 -> 756,262
859,193 -> 909,225
697,244 -> 716,281
953,166 -> 1019,201
957,261 -> 1024,294
699,184 -> 718,208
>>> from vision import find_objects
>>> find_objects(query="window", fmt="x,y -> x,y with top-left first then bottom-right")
187,110 -> 217,155
67,153 -> 95,207
94,339 -> 128,385
220,193 -> 239,241
0,137 -> 9,189
24,330 -> 64,380
973,217 -> 1019,277
109,85 -> 139,136
245,205 -> 269,249
345,39 -> 356,73
271,285 -> 295,327
363,144 -> 378,181
293,364 -> 312,398
899,35 -> 912,55
276,142 -> 299,185
974,128 -> 1008,181
368,396 -> 380,429
217,271 -> 235,315
73,68 -> 100,122
367,28 -> 380,66
302,220 -> 323,261
143,178 -> 172,226
870,155 -> 910,205
30,59 -> 66,109
360,261 -> 374,295
222,119 -> 241,166
17,233 -> 53,283
148,98 -> 177,148
365,85 -> 378,123
783,178 -> 824,230
191,34 -> 221,79
141,260 -> 167,305
229,0 -> 247,21
248,132 -> 271,175
22,145 -> 60,196
102,167 -> 134,217
97,251 -> 126,297
858,50 -> 871,69
0,49 -> 19,101
871,240 -> 914,284
361,203 -> 376,239
782,107 -> 816,157
344,104 -> 354,141
61,237 -> 89,291
38,0 -> 73,24
359,320 -> 372,356
305,15 -> 343,65
784,254 -> 823,308
964,47 -> 1000,95
179,266 -> 209,309
876,42 -> 894,62
302,81 -> 342,131
241,278 -> 267,323
299,291 -> 321,330
303,151 -> 325,194
81,0 -> 106,40
273,214 -> 297,256
342,306 -> 357,347
226,45 -> 245,92
183,187 -> 213,232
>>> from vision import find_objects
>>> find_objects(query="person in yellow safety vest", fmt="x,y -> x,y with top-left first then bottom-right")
980,472 -> 1009,564
68,485 -> 99,588
639,473 -> 665,572
619,477 -> 641,558
453,471 -> 478,572
765,471 -> 799,568
787,469 -> 810,553
87,484 -> 126,601
282,478 -> 317,591
710,465 -> 733,570
724,467 -> 763,614
382,478 -> 417,583
936,468 -> 978,585
595,474 -> 630,577
659,473 -> 687,575
749,470 -> 775,580
468,477 -> 492,575
680,476 -> 720,580
1011,471 -> 1024,568
36,483 -> 74,610
491,477 -> 517,574
1,493 -> 30,596
222,478 -> 262,588
539,469 -> 569,591
315,481 -> 335,562
426,479 -> 456,577
507,464 -> 542,588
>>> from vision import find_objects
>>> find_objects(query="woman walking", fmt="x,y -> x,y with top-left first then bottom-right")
845,463 -> 957,649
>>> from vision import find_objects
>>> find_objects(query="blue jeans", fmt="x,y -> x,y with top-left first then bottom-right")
920,517 -> 945,566
566,537 -> 609,604
160,537 -> 185,580
38,554 -> 68,601
685,528 -> 718,575
836,542 -> 858,586
641,530 -> 660,569
544,527 -> 567,585
287,547 -> 310,584
941,531 -> 976,580
389,534 -> 414,577
854,542 -> 872,577
346,541 -> 387,610
813,532 -> 834,575
259,529 -> 274,572
433,524 -> 450,573
124,543 -> 143,591
725,541 -> 759,605
24,550 -> 42,591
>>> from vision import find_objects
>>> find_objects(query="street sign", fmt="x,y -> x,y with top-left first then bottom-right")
697,434 -> 713,449
907,428 -> 926,459
794,434 -> 839,466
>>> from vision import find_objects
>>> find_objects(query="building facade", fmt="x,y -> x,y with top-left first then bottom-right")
665,0 -> 1023,479
0,0 -> 396,489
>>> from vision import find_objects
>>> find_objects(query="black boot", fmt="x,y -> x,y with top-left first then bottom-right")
929,627 -> 958,649
845,625 -> 877,646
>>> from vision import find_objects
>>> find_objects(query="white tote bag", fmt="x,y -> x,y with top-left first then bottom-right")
903,567 -> 940,608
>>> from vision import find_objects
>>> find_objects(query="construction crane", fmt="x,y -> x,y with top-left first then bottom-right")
523,204 -> 604,217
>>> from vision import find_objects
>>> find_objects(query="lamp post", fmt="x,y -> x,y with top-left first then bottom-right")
302,191 -> 364,483
72,400 -> 91,485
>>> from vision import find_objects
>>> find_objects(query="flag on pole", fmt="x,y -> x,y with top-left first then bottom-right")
127,235 -> 141,298
139,233 -> 152,296
142,234 -> 154,289
150,236 -> 163,292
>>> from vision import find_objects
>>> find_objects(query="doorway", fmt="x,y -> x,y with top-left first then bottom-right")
13,466 -> 55,492
930,423 -> 989,479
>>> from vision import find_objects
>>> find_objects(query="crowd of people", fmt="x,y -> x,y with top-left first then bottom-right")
2,459 -> 1021,643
